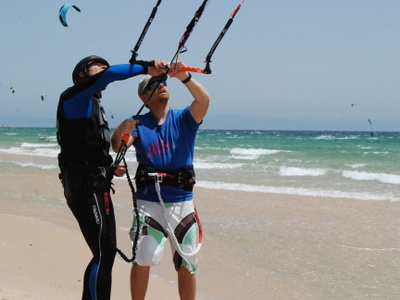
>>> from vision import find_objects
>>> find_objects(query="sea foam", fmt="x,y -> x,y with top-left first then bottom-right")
14,161 -> 57,170
0,146 -> 59,158
342,170 -> 400,185
279,166 -> 327,177
230,148 -> 283,160
196,181 -> 400,202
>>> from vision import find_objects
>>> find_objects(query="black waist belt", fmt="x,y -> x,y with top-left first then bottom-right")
58,154 -> 114,180
135,163 -> 196,192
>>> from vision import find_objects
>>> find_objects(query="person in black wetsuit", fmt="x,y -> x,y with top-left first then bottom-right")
56,55 -> 168,300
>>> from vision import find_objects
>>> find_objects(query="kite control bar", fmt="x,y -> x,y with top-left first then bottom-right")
179,66 -> 205,73
134,60 -> 205,73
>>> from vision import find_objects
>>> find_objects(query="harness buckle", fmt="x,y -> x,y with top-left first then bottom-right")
98,166 -> 106,178
148,172 -> 167,183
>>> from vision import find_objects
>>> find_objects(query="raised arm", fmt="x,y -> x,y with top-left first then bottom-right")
169,62 -> 210,124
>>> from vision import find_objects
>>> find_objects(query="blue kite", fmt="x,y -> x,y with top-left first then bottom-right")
59,4 -> 81,27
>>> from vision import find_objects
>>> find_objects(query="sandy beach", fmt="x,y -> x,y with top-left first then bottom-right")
1,163 -> 400,299
0,213 -> 184,300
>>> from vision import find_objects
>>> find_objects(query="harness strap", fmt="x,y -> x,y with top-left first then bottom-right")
135,164 -> 196,191
58,154 -> 114,178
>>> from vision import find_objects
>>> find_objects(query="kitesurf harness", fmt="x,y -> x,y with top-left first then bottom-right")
112,160 -> 200,262
135,164 -> 196,192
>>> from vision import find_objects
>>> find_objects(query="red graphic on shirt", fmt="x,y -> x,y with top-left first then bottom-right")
147,139 -> 173,157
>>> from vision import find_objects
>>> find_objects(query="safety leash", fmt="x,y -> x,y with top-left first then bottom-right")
152,175 -> 203,258
113,158 -> 140,263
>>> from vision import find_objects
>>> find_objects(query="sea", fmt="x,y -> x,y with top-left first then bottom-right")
1,127 -> 399,202
1,127 -> 400,299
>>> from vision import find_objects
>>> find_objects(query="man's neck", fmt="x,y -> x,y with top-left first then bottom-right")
151,105 -> 169,125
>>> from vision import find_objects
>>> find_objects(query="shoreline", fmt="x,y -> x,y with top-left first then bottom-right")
2,126 -> 400,133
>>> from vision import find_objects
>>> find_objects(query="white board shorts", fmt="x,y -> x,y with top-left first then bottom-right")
130,199 -> 202,274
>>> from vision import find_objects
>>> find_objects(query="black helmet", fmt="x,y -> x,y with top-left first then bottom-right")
72,55 -> 110,83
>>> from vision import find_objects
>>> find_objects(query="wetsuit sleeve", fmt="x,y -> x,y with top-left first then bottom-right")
62,64 -> 147,120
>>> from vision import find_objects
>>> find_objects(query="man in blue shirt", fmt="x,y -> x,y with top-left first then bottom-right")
112,62 -> 210,300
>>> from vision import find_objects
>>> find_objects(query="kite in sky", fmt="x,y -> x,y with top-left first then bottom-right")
59,4 -> 81,27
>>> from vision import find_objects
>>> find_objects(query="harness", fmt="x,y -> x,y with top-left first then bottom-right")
135,164 -> 202,259
58,155 -> 115,196
135,163 -> 196,192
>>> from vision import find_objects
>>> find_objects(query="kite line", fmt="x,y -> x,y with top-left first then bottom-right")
180,0 -> 246,74
113,0 -> 165,263
115,0 -> 246,165
129,0 -> 163,64
114,0 -> 212,168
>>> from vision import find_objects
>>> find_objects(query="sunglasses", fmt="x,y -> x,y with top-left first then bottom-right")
145,81 -> 167,92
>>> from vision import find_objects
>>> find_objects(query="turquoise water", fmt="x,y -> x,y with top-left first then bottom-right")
1,127 -> 399,202
195,130 -> 400,201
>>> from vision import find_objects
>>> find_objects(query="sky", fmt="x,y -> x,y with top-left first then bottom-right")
1,0 -> 400,131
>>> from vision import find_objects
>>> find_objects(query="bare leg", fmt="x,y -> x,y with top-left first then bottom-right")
177,267 -> 196,300
130,264 -> 150,300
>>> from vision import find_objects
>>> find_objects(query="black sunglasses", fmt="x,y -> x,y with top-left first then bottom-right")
146,80 -> 167,92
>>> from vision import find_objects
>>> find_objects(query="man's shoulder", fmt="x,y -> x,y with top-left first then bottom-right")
170,106 -> 190,116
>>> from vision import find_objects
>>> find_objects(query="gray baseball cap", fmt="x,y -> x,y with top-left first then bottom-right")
138,73 -> 168,96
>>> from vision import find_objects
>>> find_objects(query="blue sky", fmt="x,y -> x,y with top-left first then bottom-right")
1,0 -> 399,131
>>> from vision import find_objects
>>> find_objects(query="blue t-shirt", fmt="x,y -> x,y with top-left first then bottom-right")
132,106 -> 200,203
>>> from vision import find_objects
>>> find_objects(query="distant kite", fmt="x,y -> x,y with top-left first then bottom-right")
10,87 -> 16,93
59,4 -> 81,27
351,103 -> 356,107
41,94 -> 47,101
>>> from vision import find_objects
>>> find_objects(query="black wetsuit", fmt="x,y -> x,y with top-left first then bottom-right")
56,64 -> 147,300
